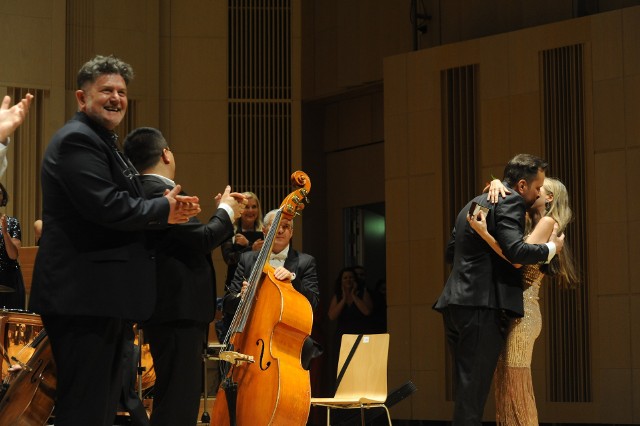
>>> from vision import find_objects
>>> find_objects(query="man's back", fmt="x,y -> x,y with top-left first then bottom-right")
435,194 -> 498,311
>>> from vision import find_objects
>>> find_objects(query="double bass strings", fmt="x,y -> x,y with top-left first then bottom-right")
223,208 -> 283,345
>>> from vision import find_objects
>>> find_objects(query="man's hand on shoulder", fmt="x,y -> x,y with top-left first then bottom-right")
549,222 -> 565,253
164,184 -> 201,223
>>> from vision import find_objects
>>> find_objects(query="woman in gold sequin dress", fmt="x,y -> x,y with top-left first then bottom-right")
470,178 -> 578,425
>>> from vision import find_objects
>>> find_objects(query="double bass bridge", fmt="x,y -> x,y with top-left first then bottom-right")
218,350 -> 255,366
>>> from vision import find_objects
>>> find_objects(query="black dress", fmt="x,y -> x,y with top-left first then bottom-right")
0,216 -> 25,310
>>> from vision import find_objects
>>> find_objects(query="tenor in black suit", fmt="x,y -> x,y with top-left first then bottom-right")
139,174 -> 234,426
434,155 -> 555,425
29,57 -> 200,426
29,110 -> 173,426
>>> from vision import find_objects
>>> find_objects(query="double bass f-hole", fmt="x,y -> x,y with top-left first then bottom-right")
29,358 -> 46,383
256,339 -> 271,371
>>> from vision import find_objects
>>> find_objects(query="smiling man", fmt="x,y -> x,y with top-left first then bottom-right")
30,55 -> 200,426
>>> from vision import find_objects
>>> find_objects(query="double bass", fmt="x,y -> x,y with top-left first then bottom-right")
212,171 -> 312,426
0,329 -> 56,425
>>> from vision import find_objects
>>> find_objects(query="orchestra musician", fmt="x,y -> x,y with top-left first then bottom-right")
222,209 -> 322,370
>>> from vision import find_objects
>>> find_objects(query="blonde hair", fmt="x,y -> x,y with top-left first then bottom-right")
235,191 -> 264,231
541,178 -> 579,287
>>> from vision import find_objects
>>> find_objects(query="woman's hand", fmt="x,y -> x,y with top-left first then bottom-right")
485,179 -> 510,204
467,210 -> 488,236
341,281 -> 353,303
235,233 -> 248,247
252,239 -> 264,251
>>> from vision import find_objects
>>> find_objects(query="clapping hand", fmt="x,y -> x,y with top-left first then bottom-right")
217,185 -> 246,220
164,185 -> 201,223
0,94 -> 33,142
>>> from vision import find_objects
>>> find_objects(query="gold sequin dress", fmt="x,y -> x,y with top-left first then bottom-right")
494,264 -> 543,426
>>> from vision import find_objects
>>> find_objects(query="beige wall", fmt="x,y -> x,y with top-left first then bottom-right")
2,0 -> 640,423
384,7 -> 640,423
0,0 -> 237,291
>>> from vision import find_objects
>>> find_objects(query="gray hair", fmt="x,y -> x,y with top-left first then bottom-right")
77,55 -> 134,89
263,209 -> 293,230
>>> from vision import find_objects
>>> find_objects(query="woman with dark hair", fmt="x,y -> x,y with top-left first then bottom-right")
328,267 -> 374,333
326,267 -> 375,391
0,183 -> 25,309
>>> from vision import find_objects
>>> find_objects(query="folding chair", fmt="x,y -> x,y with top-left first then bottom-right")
310,333 -> 391,426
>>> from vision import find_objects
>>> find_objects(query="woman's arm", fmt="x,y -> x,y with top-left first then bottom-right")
2,216 -> 19,260
351,288 -> 374,316
327,294 -> 344,321
467,212 -> 521,267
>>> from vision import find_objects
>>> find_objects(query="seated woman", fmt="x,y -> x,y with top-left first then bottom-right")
0,183 -> 25,310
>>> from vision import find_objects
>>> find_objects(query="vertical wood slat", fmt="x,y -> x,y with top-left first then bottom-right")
228,1 -> 292,213
540,44 -> 591,403
441,64 -> 478,400
66,0 -> 94,90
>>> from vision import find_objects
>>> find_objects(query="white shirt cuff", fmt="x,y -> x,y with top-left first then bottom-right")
545,242 -> 557,263
219,202 -> 234,222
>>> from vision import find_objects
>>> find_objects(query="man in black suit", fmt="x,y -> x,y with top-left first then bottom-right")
123,126 -> 246,426
222,208 -> 321,368
434,154 -> 565,425
29,55 -> 200,426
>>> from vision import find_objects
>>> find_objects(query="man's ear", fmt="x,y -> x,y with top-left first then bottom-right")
75,90 -> 86,110
516,179 -> 527,195
161,149 -> 171,164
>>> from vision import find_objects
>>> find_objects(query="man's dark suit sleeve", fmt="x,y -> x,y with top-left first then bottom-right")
494,194 -> 549,264
57,130 -> 168,229
293,254 -> 319,310
164,209 -> 233,254
222,252 -> 249,315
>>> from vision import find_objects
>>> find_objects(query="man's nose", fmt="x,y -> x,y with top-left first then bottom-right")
109,91 -> 121,101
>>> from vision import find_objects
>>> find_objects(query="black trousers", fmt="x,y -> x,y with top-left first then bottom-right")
442,306 -> 509,426
43,315 -> 127,426
144,320 -> 207,426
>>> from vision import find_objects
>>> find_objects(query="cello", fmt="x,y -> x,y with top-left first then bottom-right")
212,171 -> 312,426
0,329 -> 56,425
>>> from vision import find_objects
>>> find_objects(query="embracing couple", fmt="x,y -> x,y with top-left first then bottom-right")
435,153 -> 579,425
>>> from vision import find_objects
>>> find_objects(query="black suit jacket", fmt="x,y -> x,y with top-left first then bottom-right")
222,248 -> 320,316
30,112 -> 169,321
434,185 -> 549,317
139,175 -> 234,324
